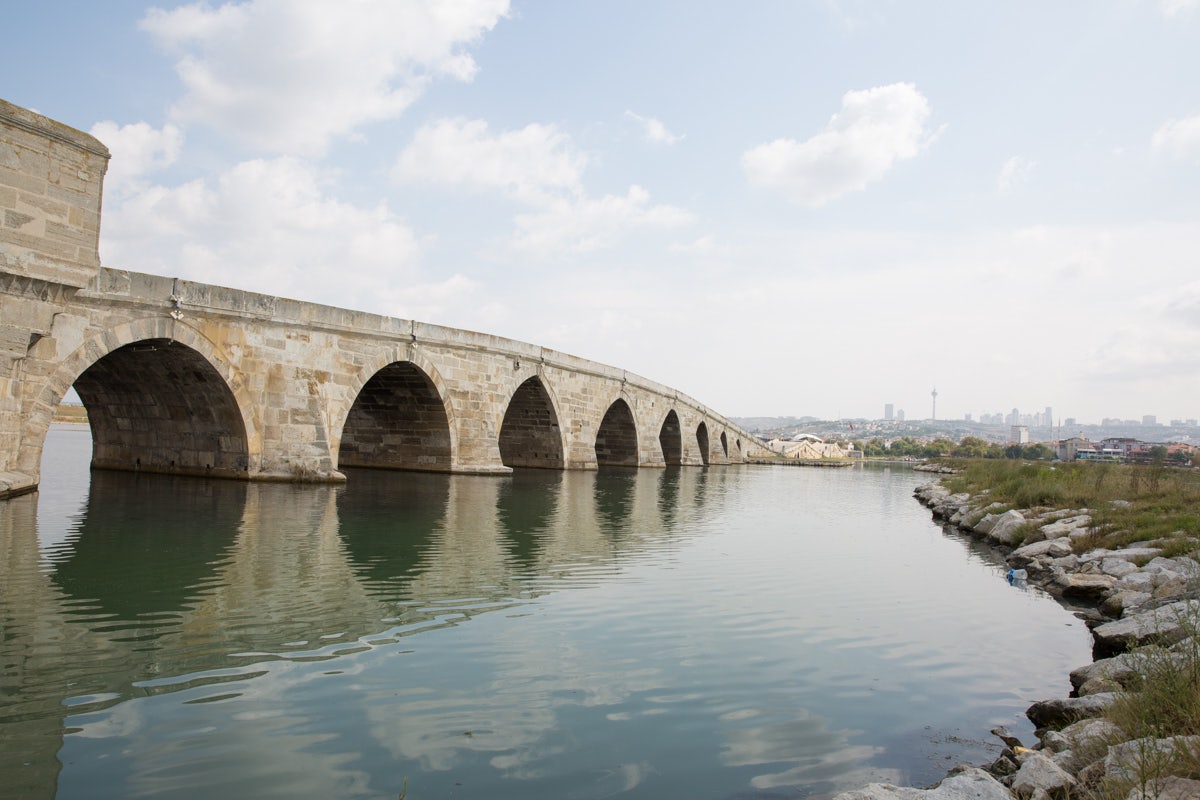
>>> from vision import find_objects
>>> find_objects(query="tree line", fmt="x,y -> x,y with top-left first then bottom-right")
851,436 -> 1195,465
853,435 -> 1052,460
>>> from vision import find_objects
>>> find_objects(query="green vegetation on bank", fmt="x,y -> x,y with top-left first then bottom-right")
940,459 -> 1200,554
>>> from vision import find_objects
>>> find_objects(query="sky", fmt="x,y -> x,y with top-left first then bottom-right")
5,1 -> 1200,424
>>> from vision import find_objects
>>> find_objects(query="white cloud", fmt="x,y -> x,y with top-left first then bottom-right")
669,235 -> 729,257
625,111 -> 683,145
997,155 -> 1035,193
140,0 -> 510,156
1087,279 -> 1200,382
1152,113 -> 1200,162
90,120 -> 184,197
742,82 -> 935,206
392,118 -> 585,203
1162,0 -> 1199,16
393,118 -> 692,258
511,186 -> 693,257
100,156 -> 423,315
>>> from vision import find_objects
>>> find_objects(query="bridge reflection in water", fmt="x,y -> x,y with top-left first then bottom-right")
0,428 -> 727,799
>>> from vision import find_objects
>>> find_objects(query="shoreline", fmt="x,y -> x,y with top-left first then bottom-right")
830,471 -> 1200,799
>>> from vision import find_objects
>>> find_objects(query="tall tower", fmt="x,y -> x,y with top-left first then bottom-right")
931,388 -> 938,421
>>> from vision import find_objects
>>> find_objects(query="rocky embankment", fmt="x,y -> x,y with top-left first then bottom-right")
831,479 -> 1200,800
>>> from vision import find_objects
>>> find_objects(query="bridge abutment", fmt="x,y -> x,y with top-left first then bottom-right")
1,100 -> 109,497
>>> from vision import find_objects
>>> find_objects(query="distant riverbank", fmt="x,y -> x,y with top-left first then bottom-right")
53,405 -> 88,424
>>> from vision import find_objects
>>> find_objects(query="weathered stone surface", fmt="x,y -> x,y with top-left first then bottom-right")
1145,557 -> 1200,577
1119,571 -> 1156,592
1070,653 -> 1141,693
1102,590 -> 1154,617
1101,558 -> 1141,579
1060,717 -> 1125,755
1080,547 -> 1162,565
1039,515 -> 1091,540
1011,751 -> 1075,799
980,510 -> 1028,545
1010,538 -> 1073,566
1026,693 -> 1116,729
830,767 -> 1014,800
1093,600 -> 1200,656
1054,571 -> 1118,601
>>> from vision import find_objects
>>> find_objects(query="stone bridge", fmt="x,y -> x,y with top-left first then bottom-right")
0,99 -> 770,499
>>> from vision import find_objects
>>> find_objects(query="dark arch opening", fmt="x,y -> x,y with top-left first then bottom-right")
595,399 -> 639,467
696,422 -> 711,466
73,338 -> 249,477
658,410 -> 682,466
499,376 -> 564,469
720,431 -> 729,459
339,362 -> 451,472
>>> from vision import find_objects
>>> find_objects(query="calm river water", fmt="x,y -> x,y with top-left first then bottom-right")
1,425 -> 1093,799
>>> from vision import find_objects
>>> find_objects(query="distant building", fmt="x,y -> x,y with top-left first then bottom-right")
767,437 -> 850,460
1056,437 -> 1095,461
1143,415 -> 1158,426
897,409 -> 905,421
1010,425 -> 1029,444
884,403 -> 893,421
1045,406 -> 1053,428
1101,437 -> 1144,458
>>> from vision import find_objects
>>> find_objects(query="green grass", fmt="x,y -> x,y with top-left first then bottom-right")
940,460 -> 1200,552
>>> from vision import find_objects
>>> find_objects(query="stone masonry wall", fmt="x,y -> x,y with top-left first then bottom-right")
0,100 -> 108,490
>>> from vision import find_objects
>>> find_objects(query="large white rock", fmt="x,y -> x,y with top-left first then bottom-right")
1093,600 -> 1200,656
1080,548 -> 1163,565
1101,558 -> 1140,579
1039,515 -> 1091,540
986,510 -> 1029,546
1011,751 -> 1075,799
1010,539 -> 1073,566
1144,556 -> 1200,578
1027,693 -> 1117,728
831,767 -> 1014,800
1070,653 -> 1142,693
1054,571 -> 1118,601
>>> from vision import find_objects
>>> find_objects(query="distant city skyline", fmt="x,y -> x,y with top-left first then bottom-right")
878,401 -> 1194,428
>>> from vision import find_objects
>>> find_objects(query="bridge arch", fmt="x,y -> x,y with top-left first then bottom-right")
720,430 -> 729,459
499,374 -> 565,469
658,409 -> 682,466
21,317 -> 258,479
595,397 -> 639,467
696,421 -> 711,466
336,350 -> 455,473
